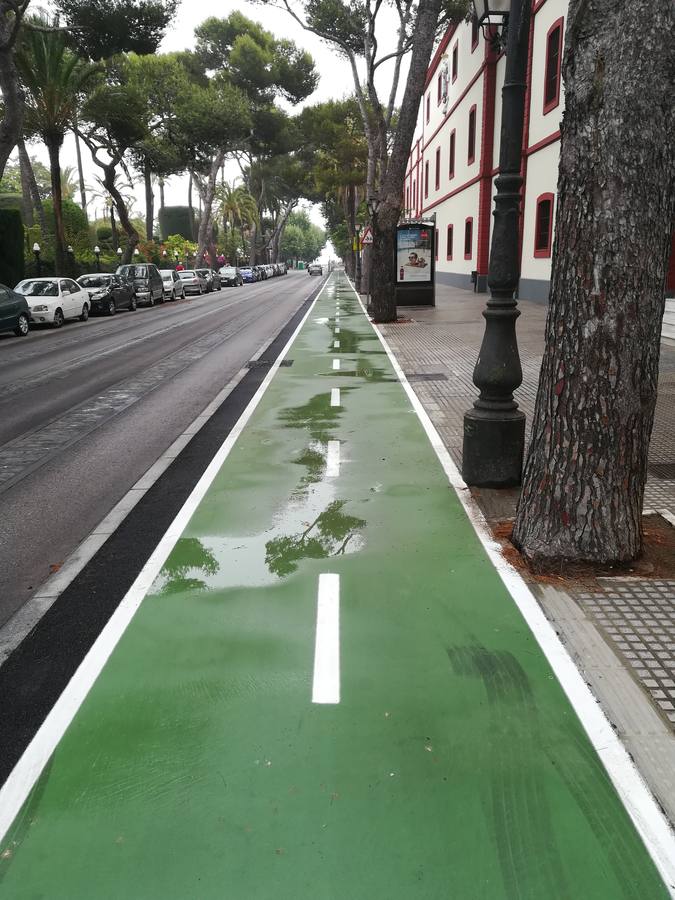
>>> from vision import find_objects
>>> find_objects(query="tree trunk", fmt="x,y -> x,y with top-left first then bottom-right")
46,137 -> 67,275
103,163 -> 138,263
110,204 -> 119,251
249,221 -> 257,266
144,160 -> 154,241
0,8 -> 23,181
18,141 -> 34,227
158,176 -> 165,211
511,0 -> 675,566
73,122 -> 88,216
187,172 -> 194,240
20,143 -> 47,232
196,151 -> 223,267
370,0 -> 444,322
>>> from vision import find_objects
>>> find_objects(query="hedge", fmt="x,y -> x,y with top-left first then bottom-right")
0,208 -> 25,287
159,206 -> 195,241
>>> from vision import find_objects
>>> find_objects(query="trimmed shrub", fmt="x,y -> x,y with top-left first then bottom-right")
0,193 -> 23,211
0,208 -> 25,286
159,206 -> 195,241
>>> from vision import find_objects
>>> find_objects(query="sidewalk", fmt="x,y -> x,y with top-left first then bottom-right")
1,273 -> 672,898
380,282 -> 675,824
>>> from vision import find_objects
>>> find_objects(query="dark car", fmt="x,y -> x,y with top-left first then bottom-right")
239,267 -> 256,284
219,266 -> 243,287
77,273 -> 136,315
252,266 -> 266,281
308,263 -> 323,276
116,263 -> 164,306
0,283 -> 31,336
196,268 -> 222,292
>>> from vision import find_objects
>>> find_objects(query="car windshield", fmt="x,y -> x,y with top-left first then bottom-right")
78,276 -> 110,289
179,271 -> 196,279
196,269 -> 209,276
221,268 -> 235,276
159,270 -> 174,279
118,265 -> 148,278
16,280 -> 59,297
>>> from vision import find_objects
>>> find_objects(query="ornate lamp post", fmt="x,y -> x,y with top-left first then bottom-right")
462,0 -> 532,487
67,244 -> 75,272
94,245 -> 101,272
33,242 -> 41,276
117,247 -> 123,265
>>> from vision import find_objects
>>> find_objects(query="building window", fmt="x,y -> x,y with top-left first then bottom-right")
405,187 -> 409,214
471,18 -> 479,51
543,18 -> 563,114
424,161 -> 429,198
448,130 -> 456,179
437,73 -> 442,104
464,217 -> 473,259
435,147 -> 441,190
447,225 -> 454,260
452,43 -> 458,82
426,94 -> 431,123
467,105 -> 476,164
534,193 -> 554,257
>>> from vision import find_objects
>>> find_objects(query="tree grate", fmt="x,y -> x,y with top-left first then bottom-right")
407,372 -> 449,382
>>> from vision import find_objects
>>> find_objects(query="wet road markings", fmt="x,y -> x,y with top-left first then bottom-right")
333,359 -> 340,370
326,440 -> 340,477
334,340 -> 340,348
312,574 -> 340,704
335,327 -> 340,334
330,388 -> 340,407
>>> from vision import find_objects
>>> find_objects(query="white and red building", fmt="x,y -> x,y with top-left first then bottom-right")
404,5 -> 675,302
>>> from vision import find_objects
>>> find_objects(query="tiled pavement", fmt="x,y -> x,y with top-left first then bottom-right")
380,283 -> 675,787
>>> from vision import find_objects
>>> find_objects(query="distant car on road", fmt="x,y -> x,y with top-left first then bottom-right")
195,268 -> 221,292
0,283 -> 31,336
307,263 -> 323,276
219,266 -> 243,287
15,277 -> 90,328
178,270 -> 207,296
159,269 -> 186,301
77,273 -> 136,315
116,263 -> 164,306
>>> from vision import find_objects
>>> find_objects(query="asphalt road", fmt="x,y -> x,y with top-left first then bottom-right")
0,271 -> 315,628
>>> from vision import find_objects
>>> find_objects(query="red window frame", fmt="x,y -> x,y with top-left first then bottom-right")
471,18 -> 479,51
543,18 -> 563,115
448,129 -> 456,179
412,180 -> 417,213
464,217 -> 473,259
426,94 -> 431,123
424,161 -> 429,198
467,105 -> 477,165
451,43 -> 458,82
437,73 -> 442,105
435,147 -> 441,190
534,192 -> 554,257
447,224 -> 454,260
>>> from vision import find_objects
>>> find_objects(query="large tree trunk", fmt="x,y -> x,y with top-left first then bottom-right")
73,122 -> 87,216
103,162 -> 138,263
158,176 -> 165,211
144,160 -> 154,241
0,6 -> 23,181
46,137 -> 67,275
196,151 -> 224,267
187,172 -> 194,240
18,141 -> 34,227
110,203 -> 119,251
512,0 -> 675,566
370,0 -> 444,322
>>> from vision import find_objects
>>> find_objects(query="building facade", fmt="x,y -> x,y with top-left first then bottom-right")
404,3 -> 675,303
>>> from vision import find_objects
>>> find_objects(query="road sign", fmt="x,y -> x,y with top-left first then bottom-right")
361,225 -> 373,245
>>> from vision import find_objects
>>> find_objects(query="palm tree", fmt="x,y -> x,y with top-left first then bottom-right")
217,181 -> 259,264
16,19 -> 99,272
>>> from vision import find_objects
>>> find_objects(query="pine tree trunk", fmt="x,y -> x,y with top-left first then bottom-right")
159,176 -> 165,211
512,0 -> 675,566
110,204 -> 119,251
18,141 -> 47,232
73,123 -> 88,216
46,138 -> 67,275
18,141 -> 34,227
144,161 -> 154,241
196,152 -> 223,267
187,172 -> 194,240
0,8 -> 23,180
104,164 -> 138,264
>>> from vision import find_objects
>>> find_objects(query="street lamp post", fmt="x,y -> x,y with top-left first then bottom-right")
67,244 -> 75,273
94,245 -> 101,272
366,193 -> 381,315
462,0 -> 532,487
117,247 -> 123,266
33,242 -> 41,276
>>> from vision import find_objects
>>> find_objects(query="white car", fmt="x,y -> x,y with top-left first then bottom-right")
177,270 -> 207,296
159,269 -> 186,301
14,277 -> 91,328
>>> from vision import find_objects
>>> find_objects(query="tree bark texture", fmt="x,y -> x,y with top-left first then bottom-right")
144,160 -> 154,241
18,140 -> 34,227
103,163 -> 139,263
512,0 -> 675,566
370,0 -> 444,321
196,151 -> 223,268
73,122 -> 88,216
46,138 -> 67,274
0,4 -> 24,181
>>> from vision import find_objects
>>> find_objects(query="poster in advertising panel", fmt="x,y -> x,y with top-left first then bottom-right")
396,225 -> 433,283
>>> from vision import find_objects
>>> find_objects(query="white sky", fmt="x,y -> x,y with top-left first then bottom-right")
18,0 -> 410,240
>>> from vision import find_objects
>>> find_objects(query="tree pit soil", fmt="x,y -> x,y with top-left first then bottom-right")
490,514 -> 675,589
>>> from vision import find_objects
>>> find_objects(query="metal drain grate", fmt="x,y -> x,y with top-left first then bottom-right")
246,359 -> 294,369
407,372 -> 449,382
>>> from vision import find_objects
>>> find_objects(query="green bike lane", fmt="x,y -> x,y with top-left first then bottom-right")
0,273 -> 671,898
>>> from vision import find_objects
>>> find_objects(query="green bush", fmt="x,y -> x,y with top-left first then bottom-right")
0,208 -> 25,286
159,206 -> 195,241
0,193 -> 23,211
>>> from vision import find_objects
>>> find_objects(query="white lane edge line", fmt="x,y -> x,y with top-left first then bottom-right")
0,275 -> 335,847
348,276 -> 675,895
326,440 -> 340,477
330,388 -> 340,408
312,574 -> 340,704
332,359 -> 340,370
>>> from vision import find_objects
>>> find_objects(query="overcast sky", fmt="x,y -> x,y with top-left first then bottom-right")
22,0 -> 410,239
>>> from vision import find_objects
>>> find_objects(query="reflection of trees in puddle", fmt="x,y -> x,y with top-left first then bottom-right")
279,393 -> 341,442
292,444 -> 325,495
265,500 -> 366,577
159,538 -> 220,594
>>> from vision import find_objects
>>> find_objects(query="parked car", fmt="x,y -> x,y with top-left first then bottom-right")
219,266 -> 243,287
252,265 -> 266,281
14,277 -> 90,327
77,273 -> 136,315
159,269 -> 186,301
0,283 -> 31,336
177,269 -> 207,295
239,267 -> 256,284
308,263 -> 323,276
116,263 -> 164,306
195,268 -> 221,292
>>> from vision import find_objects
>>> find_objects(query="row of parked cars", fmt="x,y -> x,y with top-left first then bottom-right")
0,260 -> 289,336
221,262 -> 288,285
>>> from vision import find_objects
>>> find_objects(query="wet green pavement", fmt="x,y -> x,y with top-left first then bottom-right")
0,274 -> 669,899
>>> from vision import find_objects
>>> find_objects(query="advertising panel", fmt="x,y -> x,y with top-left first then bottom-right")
396,225 -> 433,283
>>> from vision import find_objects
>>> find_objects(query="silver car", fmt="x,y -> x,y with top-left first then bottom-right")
159,269 -> 186,301
177,270 -> 207,296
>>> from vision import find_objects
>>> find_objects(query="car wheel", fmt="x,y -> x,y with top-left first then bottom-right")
80,304 -> 89,322
129,294 -> 137,311
14,313 -> 29,336
53,308 -> 64,328
108,299 -> 116,316
148,296 -> 154,307
157,292 -> 165,304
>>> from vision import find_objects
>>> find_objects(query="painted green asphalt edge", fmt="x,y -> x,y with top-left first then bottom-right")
0,273 -> 671,899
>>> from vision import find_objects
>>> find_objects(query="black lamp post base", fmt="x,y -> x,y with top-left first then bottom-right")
462,408 -> 526,487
